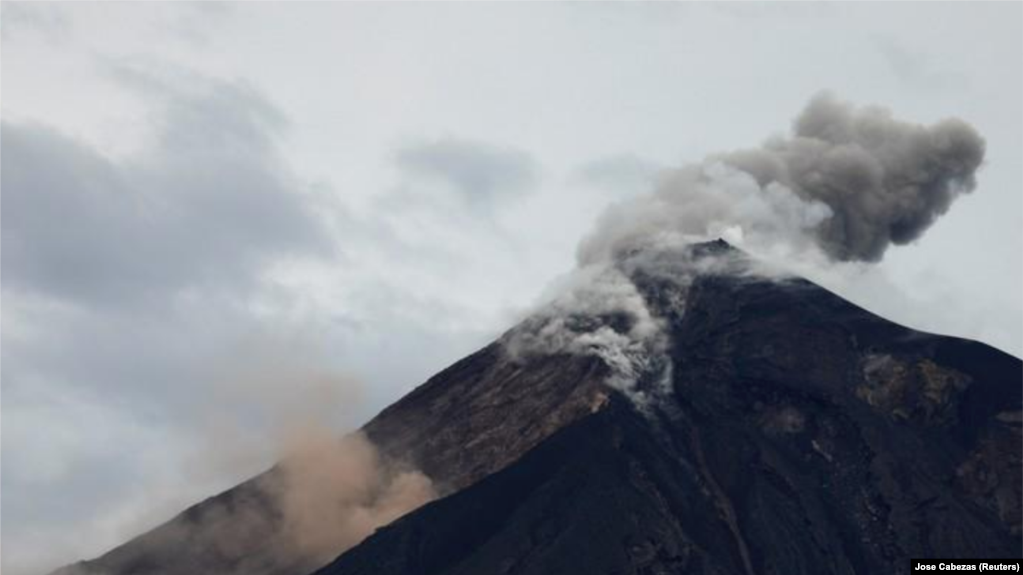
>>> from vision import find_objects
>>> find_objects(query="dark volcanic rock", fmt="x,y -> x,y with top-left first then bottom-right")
315,398 -> 748,575
315,249 -> 1022,575
54,242 -> 1022,575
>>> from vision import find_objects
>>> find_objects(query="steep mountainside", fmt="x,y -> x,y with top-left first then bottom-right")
54,242 -> 1022,575
317,245 -> 1022,575
362,346 -> 609,494
53,297 -> 610,575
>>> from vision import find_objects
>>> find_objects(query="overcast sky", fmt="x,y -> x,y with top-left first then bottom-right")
2,3 -> 1021,574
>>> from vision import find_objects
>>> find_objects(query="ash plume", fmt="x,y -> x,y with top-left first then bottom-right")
581,92 -> 986,264
508,93 -> 986,396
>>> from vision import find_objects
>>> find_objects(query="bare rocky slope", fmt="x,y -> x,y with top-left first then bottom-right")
52,290 -> 610,575
54,241 -> 1022,575
318,243 -> 1023,575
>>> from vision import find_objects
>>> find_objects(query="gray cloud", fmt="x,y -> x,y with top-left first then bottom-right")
0,2 -> 69,42
0,72 -> 340,575
394,137 -> 537,208
574,154 -> 663,195
1,76 -> 330,308
876,37 -> 962,90
1,67 -> 521,575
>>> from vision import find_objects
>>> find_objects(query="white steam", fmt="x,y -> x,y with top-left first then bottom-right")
502,264 -> 667,401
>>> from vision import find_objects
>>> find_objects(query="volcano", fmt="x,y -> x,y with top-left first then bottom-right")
54,240 -> 1022,575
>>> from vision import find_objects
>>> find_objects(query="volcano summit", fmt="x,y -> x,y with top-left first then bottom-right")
55,240 -> 1022,575
49,94 -> 1019,575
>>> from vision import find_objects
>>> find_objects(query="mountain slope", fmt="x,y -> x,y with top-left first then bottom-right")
316,245 -> 1022,575
52,299 -> 609,575
316,397 -> 746,575
361,344 -> 609,493
54,242 -> 1022,575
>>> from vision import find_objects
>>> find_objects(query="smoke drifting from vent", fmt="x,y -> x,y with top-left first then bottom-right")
509,93 -> 985,397
502,264 -> 667,400
580,92 -> 985,264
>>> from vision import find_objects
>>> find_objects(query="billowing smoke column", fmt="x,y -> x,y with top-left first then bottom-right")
728,93 -> 984,261
581,92 -> 985,265
509,93 -> 986,397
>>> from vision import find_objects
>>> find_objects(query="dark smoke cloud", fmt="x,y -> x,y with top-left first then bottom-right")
579,92 -> 985,264
524,93 -> 986,401
724,92 -> 985,260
